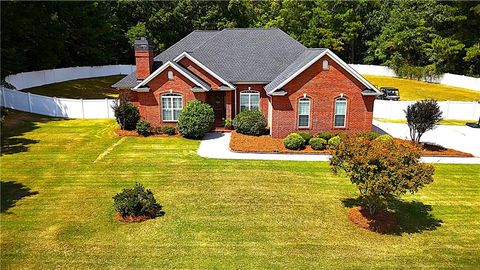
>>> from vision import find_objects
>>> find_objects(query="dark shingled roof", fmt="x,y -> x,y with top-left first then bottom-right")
111,72 -> 139,89
265,48 -> 326,93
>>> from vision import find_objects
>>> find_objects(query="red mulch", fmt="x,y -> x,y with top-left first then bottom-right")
348,207 -> 397,234
229,131 -> 331,154
394,139 -> 473,157
114,212 -> 153,223
114,128 -> 179,138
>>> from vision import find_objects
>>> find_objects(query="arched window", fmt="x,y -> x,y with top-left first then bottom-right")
161,93 -> 183,121
239,90 -> 260,112
298,97 -> 311,128
334,97 -> 347,128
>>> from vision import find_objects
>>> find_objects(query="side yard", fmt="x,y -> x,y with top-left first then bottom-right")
364,75 -> 480,101
0,111 -> 479,269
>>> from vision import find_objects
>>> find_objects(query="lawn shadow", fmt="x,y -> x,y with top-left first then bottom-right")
1,181 -> 39,214
466,122 -> 479,128
342,197 -> 442,235
1,110 -> 63,155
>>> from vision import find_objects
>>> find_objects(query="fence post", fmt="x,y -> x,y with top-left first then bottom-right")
53,97 -> 58,116
81,99 -> 85,119
105,98 -> 110,118
27,92 -> 32,112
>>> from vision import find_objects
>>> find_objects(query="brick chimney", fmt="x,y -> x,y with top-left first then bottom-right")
135,37 -> 154,80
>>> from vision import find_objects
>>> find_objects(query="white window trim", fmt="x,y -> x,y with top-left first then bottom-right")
334,97 -> 347,128
298,98 -> 311,128
161,93 -> 183,122
239,90 -> 260,112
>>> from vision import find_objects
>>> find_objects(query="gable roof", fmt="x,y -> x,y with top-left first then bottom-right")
112,72 -> 139,89
133,61 -> 210,91
265,49 -> 380,95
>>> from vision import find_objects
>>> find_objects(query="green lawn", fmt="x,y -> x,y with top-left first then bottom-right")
374,118 -> 476,126
1,111 -> 479,269
365,75 -> 480,101
21,75 -> 123,99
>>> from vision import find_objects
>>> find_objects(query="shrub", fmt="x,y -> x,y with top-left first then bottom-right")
316,131 -> 333,141
233,110 -> 267,136
283,133 -> 305,150
112,102 -> 140,130
136,120 -> 151,136
405,99 -> 443,143
328,136 -> 342,148
224,118 -> 233,130
310,138 -> 328,150
330,136 -> 434,215
297,132 -> 312,144
177,100 -> 214,139
375,134 -> 393,142
112,183 -> 163,218
162,126 -> 176,135
357,131 -> 380,140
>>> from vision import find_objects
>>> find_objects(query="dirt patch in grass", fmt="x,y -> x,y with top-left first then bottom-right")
230,131 -> 331,154
114,212 -> 153,223
348,207 -> 397,234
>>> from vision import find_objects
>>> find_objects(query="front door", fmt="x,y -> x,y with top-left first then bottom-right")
207,92 -> 226,127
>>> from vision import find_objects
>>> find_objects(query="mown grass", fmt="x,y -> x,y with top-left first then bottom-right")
365,75 -> 480,101
374,118 -> 476,126
1,111 -> 479,269
21,75 -> 123,99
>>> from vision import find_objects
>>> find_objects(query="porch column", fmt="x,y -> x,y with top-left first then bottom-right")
226,91 -> 232,120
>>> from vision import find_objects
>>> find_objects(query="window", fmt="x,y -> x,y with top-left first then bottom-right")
240,91 -> 260,112
334,97 -> 347,128
298,98 -> 310,128
161,93 -> 183,121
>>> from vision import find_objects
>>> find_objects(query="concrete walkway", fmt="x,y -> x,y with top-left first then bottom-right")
197,132 -> 480,164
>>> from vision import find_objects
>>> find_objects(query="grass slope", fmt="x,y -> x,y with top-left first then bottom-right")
1,111 -> 479,269
365,75 -> 480,101
21,75 -> 123,99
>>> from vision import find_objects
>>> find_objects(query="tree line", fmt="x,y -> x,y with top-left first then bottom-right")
1,0 -> 479,79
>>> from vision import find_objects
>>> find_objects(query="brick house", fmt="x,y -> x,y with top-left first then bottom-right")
113,28 -> 380,138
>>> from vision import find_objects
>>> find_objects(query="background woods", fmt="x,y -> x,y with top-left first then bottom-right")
2,0 -> 479,79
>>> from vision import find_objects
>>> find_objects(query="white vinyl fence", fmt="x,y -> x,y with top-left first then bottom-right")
374,100 -> 480,120
0,65 -> 135,119
349,64 -> 480,91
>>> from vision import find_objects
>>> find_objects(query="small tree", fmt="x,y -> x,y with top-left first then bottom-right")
177,100 -> 214,139
112,91 -> 140,130
405,99 -> 443,143
330,135 -> 434,215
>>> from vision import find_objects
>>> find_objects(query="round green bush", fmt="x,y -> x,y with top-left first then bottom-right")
328,136 -> 342,148
283,133 -> 305,150
296,132 -> 312,144
136,120 -> 151,136
162,126 -> 176,135
310,137 -> 328,150
316,131 -> 333,141
375,134 -> 393,142
177,100 -> 214,139
113,102 -> 140,130
357,131 -> 380,140
233,110 -> 267,136
112,183 -> 163,218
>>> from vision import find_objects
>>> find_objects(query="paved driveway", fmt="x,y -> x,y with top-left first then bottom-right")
373,120 -> 480,157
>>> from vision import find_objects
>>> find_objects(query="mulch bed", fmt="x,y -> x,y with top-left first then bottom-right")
394,139 -> 473,157
229,131 -> 332,154
114,212 -> 153,223
114,128 -> 180,138
348,207 -> 397,234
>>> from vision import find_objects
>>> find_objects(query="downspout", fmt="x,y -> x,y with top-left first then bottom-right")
234,88 -> 237,116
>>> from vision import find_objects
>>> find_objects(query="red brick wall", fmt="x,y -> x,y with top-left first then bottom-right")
130,66 -> 204,127
271,55 -> 374,138
135,50 -> 154,80
235,84 -> 269,120
178,57 -> 222,90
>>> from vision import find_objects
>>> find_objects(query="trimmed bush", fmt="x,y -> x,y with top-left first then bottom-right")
297,132 -> 312,144
233,110 -> 267,136
316,131 -> 333,141
328,136 -> 342,148
375,134 -> 393,142
224,118 -> 233,130
310,137 -> 328,150
283,133 -> 305,150
136,120 -> 151,136
112,102 -> 140,130
162,126 -> 176,135
177,100 -> 214,139
357,131 -> 380,140
112,183 -> 163,218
